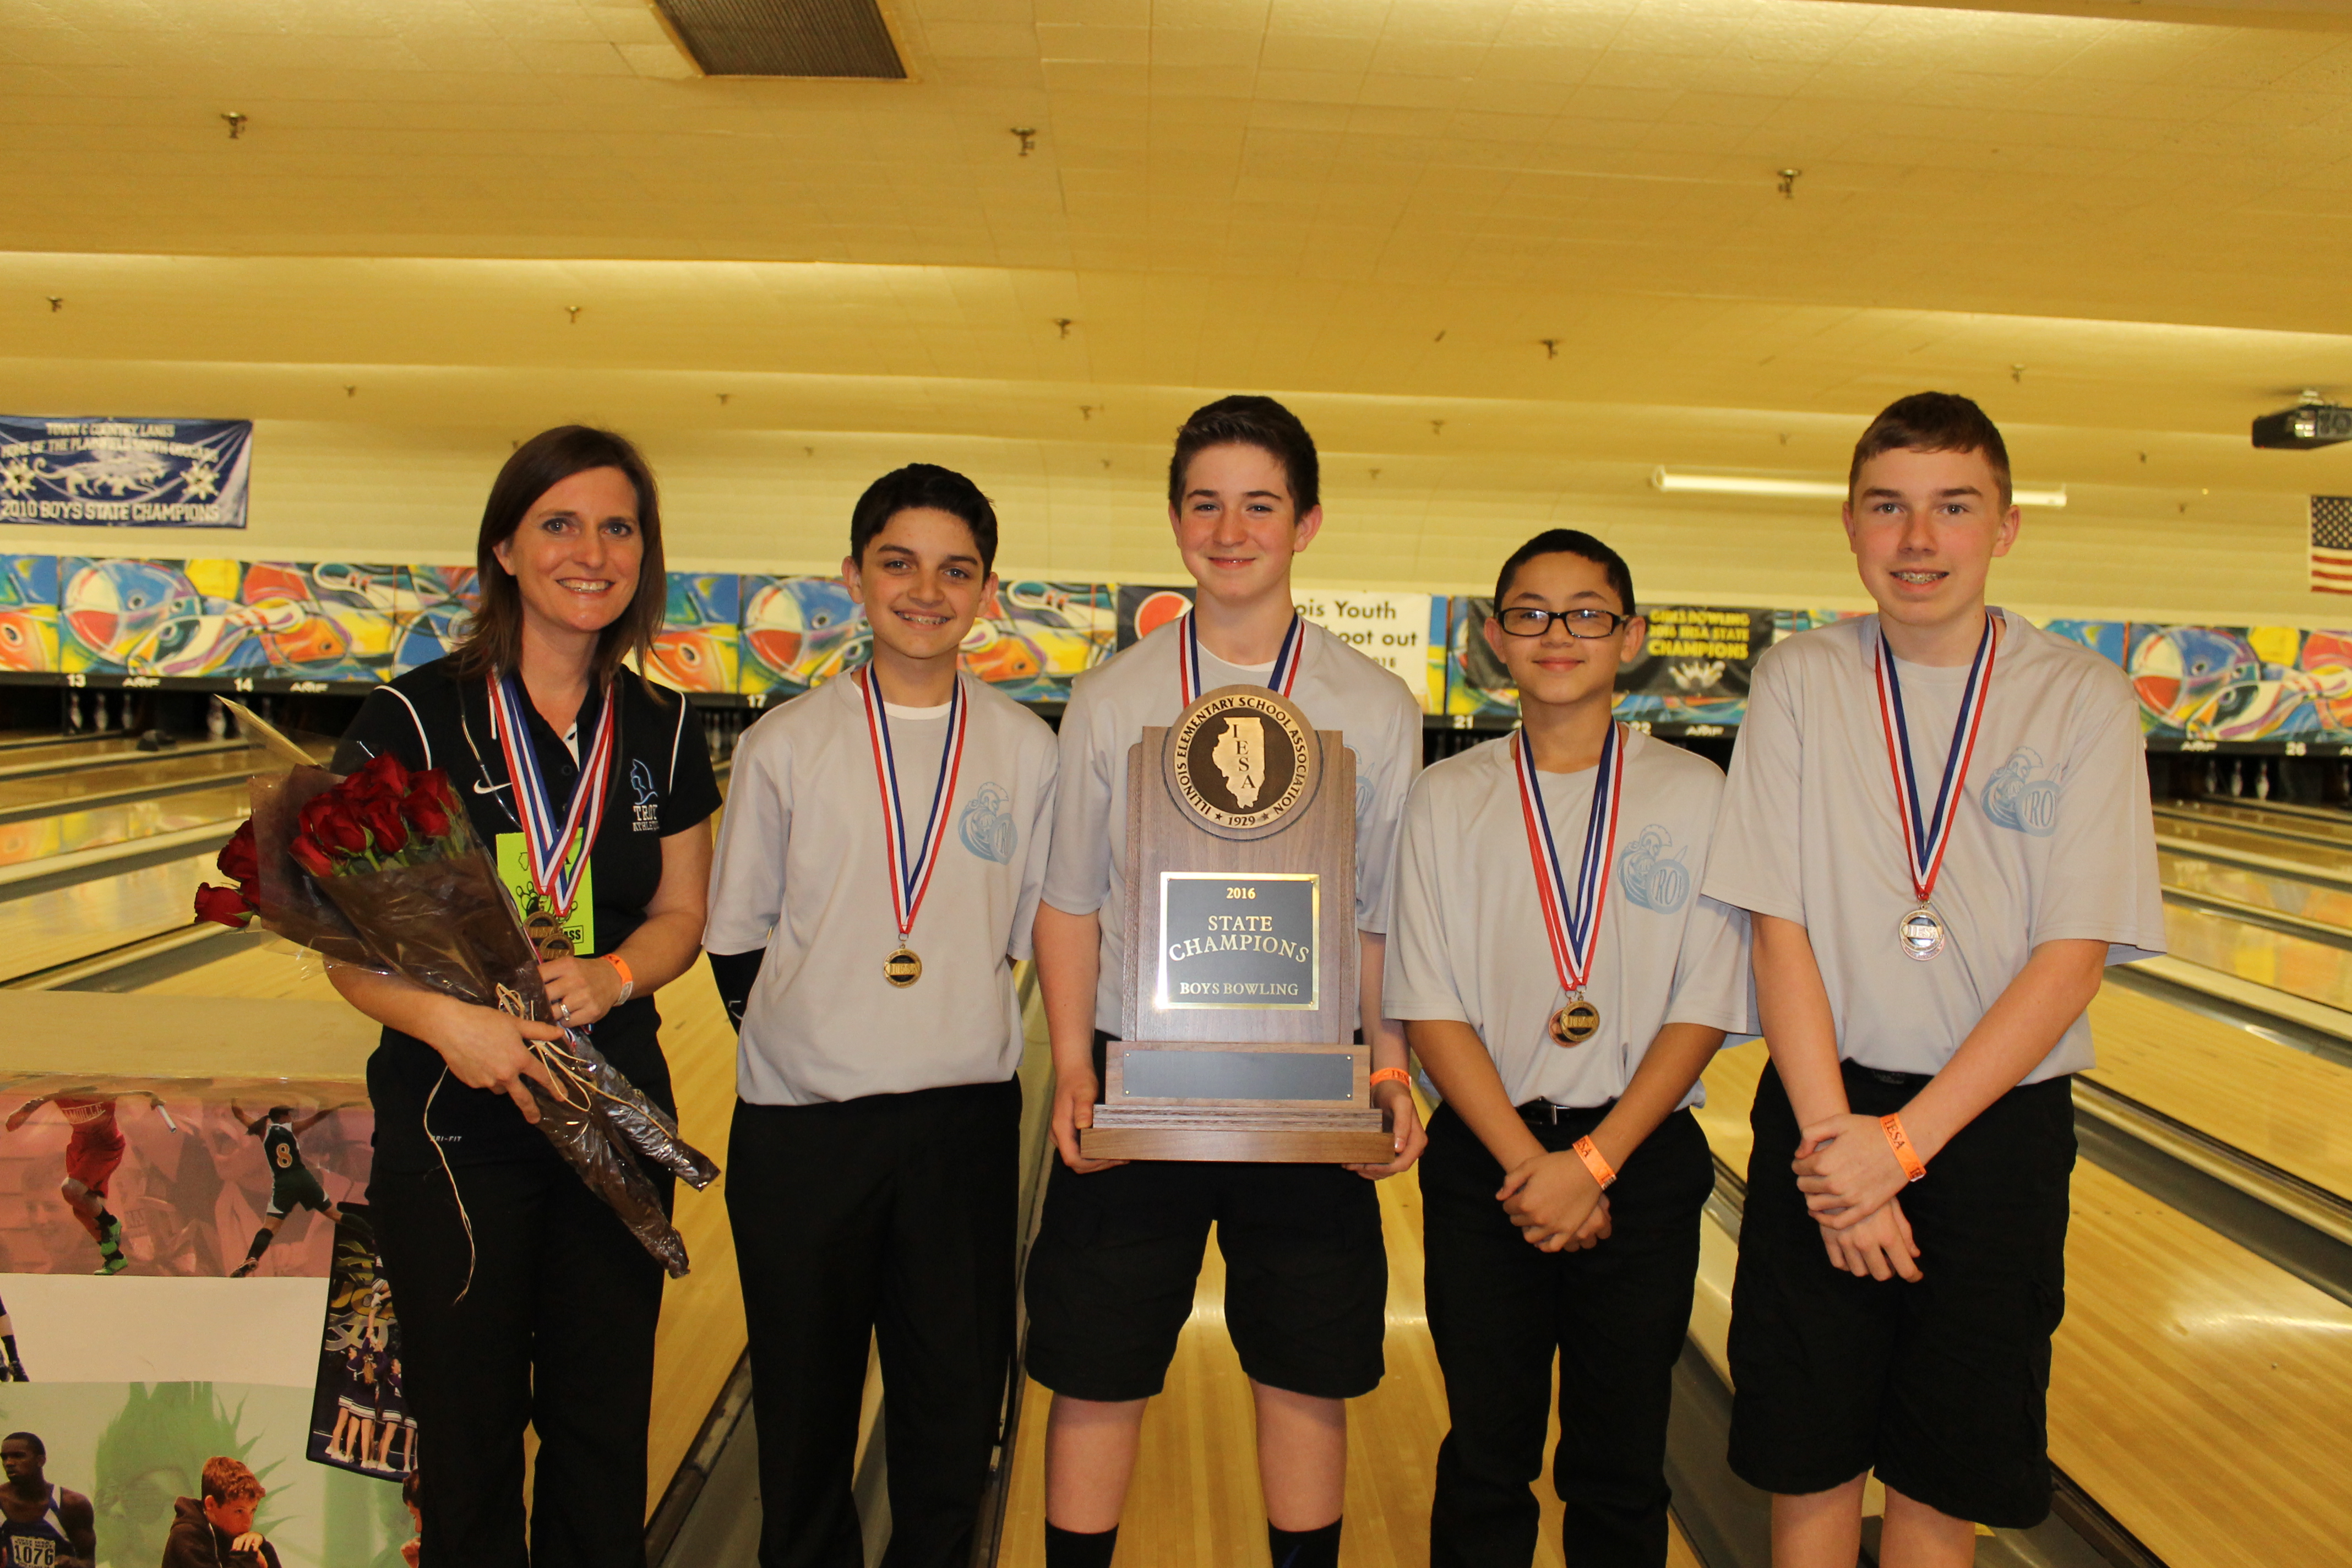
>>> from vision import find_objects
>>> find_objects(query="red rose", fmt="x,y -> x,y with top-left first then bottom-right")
402,775 -> 456,839
193,881 -> 256,929
355,794 -> 409,855
289,835 -> 338,879
299,795 -> 369,858
216,819 -> 260,884
347,752 -> 412,803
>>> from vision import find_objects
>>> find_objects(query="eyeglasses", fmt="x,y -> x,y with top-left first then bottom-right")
1495,607 -> 1633,639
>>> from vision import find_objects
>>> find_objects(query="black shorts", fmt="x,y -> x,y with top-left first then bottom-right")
1022,1037 -> 1387,1402
1726,1059 -> 2075,1528
268,1168 -> 333,1219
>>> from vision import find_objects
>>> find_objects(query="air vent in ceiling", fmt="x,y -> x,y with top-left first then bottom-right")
655,0 -> 906,79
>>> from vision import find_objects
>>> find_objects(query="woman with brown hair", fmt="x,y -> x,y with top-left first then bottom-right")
326,426 -> 720,1567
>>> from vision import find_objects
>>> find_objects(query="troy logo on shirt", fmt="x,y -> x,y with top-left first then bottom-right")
1618,825 -> 1692,913
959,782 -> 1017,864
630,759 -> 660,832
1982,748 -> 2059,837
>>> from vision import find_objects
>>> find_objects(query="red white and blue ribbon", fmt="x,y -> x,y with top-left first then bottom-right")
1513,721 -> 1625,999
487,671 -> 617,921
1874,613 -> 1997,907
859,668 -> 969,943
1178,609 -> 1304,706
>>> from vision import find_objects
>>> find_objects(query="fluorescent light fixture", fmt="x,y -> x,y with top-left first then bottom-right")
1651,467 -> 2067,508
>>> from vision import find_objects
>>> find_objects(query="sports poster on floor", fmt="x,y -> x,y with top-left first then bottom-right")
0,1075 -> 411,1566
307,1206 -> 415,1483
0,417 -> 252,529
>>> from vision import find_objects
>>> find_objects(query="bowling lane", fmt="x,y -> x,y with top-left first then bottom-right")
2159,798 -> 2352,850
2157,898 -> 2352,1013
1695,1042 -> 2352,1568
0,849 -> 222,982
2161,848 -> 2352,932
0,781 -> 246,871
2083,986 -> 2352,1201
2154,813 -> 2352,882
0,740 -> 276,823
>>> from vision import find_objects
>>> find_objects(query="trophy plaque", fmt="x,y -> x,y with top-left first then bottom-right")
1080,685 -> 1396,1163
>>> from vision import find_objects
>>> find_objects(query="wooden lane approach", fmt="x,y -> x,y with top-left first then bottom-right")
1694,1041 -> 2352,1568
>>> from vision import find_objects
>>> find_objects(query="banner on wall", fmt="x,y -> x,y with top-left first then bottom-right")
1296,590 -> 1436,712
1116,584 -> 1193,649
1615,606 -> 1772,731
0,417 -> 252,529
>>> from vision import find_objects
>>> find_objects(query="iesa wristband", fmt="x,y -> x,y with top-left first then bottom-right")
1572,1135 -> 1618,1191
603,951 -> 635,1005
1369,1068 -> 1411,1090
1881,1114 -> 1928,1183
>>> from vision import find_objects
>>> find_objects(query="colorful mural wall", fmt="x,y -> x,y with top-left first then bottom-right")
13,553 -> 2352,742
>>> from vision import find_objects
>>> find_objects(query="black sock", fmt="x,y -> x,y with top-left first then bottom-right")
1268,1518 -> 1341,1568
1043,1522 -> 1118,1568
95,1211 -> 122,1255
244,1227 -> 274,1263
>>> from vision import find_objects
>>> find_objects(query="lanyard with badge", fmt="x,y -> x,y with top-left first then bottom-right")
1513,720 -> 1624,1047
1874,613 -> 1996,961
488,671 -> 617,959
1177,608 -> 1304,704
859,667 -> 968,988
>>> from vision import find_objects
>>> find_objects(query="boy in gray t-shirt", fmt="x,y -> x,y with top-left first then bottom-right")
1703,393 -> 2164,1560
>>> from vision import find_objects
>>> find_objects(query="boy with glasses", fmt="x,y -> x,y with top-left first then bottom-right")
1390,529 -> 1752,1567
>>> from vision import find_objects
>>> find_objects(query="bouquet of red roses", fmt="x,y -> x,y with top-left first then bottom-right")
196,753 -> 716,1278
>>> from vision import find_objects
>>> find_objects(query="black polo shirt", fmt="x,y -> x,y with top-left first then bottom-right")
331,655 -> 722,1172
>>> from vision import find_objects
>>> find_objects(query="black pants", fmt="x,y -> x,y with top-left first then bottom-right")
369,1151 -> 673,1568
728,1077 -> 1022,1568
1421,1101 -> 1714,1568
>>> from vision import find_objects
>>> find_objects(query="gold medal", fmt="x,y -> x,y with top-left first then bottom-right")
1549,997 -> 1600,1048
884,948 -> 923,988
524,910 -> 574,959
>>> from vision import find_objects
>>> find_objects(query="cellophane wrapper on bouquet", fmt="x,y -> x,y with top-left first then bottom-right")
197,756 -> 718,1278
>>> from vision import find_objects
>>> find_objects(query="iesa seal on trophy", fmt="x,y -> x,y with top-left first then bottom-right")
1166,687 -> 1321,838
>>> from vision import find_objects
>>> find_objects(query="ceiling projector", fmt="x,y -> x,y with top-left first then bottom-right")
2252,392 -> 2352,450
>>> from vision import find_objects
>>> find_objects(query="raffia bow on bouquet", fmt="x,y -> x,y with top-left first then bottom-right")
196,750 -> 717,1281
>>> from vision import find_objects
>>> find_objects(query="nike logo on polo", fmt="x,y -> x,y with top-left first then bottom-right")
473,779 -> 510,795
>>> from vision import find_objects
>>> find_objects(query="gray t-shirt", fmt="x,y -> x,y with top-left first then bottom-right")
1387,728 -> 1755,1109
1042,616 -> 1425,1036
1702,609 -> 2165,1081
707,671 -> 1059,1104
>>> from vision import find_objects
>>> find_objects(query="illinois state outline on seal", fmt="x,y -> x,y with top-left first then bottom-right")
1168,688 -> 1317,833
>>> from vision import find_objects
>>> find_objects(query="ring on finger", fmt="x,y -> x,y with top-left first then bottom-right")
557,999 -> 571,1022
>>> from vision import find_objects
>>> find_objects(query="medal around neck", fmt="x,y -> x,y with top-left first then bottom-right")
859,668 -> 967,989
1514,722 -> 1625,1049
1874,615 -> 1996,963
488,672 -> 618,959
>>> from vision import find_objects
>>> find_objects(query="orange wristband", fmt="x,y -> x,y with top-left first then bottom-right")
1369,1068 -> 1411,1089
1881,1114 -> 1926,1183
603,951 -> 635,1004
1572,1135 -> 1617,1191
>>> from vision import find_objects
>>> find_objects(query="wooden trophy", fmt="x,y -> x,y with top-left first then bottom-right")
1080,685 -> 1396,1163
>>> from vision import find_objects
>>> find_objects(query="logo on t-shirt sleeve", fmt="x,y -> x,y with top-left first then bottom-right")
1619,825 -> 1691,913
1982,748 -> 2058,837
959,781 -> 1017,864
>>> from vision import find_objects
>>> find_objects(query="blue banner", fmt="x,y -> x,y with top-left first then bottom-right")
0,416 -> 252,529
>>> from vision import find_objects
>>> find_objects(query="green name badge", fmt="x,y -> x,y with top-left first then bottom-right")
497,831 -> 596,958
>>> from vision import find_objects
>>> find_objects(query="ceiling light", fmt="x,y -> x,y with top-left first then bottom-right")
1651,467 -> 2067,508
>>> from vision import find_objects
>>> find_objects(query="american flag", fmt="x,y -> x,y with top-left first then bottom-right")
2313,497 -> 2352,596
